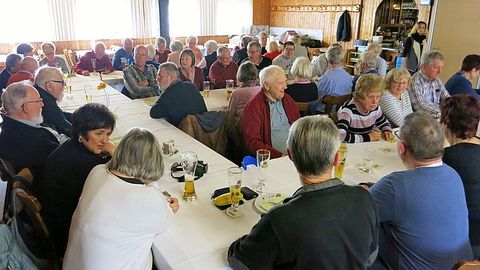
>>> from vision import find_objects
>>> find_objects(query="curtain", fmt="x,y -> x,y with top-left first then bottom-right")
198,0 -> 216,35
159,0 -> 170,44
131,0 -> 159,38
48,0 -> 76,40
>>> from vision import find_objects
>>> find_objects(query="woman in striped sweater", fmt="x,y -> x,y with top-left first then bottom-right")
337,73 -> 394,143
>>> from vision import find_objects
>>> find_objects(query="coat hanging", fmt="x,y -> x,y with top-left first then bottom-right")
336,10 -> 352,42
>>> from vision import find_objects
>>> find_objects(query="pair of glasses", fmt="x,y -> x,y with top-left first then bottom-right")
21,98 -> 43,107
50,80 -> 66,86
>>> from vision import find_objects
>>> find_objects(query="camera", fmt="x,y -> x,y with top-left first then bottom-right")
170,160 -> 208,182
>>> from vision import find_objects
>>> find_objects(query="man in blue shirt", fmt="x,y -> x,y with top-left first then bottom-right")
112,38 -> 134,70
445,54 -> 480,100
369,112 -> 473,269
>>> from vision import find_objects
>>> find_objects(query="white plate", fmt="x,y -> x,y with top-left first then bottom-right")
253,193 -> 287,214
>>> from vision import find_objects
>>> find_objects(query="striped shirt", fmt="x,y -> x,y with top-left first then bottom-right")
408,68 -> 449,119
337,99 -> 392,143
379,91 -> 413,128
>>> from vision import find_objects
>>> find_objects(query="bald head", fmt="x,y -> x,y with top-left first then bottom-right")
94,42 -> 106,59
21,57 -> 39,74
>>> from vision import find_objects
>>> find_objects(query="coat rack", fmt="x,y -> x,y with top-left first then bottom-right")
271,4 -> 361,13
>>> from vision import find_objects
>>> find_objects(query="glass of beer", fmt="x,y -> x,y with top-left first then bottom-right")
254,149 -> 270,193
203,81 -> 211,97
226,79 -> 234,100
334,142 -> 348,179
225,166 -> 243,217
181,151 -> 198,201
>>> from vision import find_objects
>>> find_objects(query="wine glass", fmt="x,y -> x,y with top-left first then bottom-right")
254,149 -> 270,193
84,84 -> 93,103
181,151 -> 198,201
225,166 -> 243,217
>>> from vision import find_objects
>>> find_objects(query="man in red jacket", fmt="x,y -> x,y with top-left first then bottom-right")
242,65 -> 300,158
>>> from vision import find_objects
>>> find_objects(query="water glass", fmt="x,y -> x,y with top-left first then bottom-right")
362,147 -> 375,173
225,167 -> 243,217
255,149 -> 271,193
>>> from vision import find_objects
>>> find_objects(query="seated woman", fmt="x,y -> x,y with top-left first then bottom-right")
63,128 -> 179,269
167,40 -> 184,68
379,68 -> 412,127
228,61 -> 261,116
263,40 -> 281,61
445,54 -> 480,100
440,94 -> 480,259
42,103 -> 116,257
178,49 -> 204,91
337,73 -> 393,143
185,35 -> 204,65
39,41 -> 69,74
285,57 -> 318,103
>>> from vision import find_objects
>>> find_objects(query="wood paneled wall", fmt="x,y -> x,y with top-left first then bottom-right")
253,0 -> 271,25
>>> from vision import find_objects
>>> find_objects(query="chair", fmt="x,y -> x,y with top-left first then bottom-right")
0,158 -> 16,223
322,94 -> 352,123
295,102 -> 310,116
63,49 -> 78,73
456,261 -> 480,270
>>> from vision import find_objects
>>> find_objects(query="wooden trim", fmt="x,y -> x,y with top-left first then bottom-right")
271,4 -> 361,13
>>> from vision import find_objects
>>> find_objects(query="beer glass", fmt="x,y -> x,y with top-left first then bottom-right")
254,149 -> 270,193
226,79 -> 234,100
225,166 -> 243,217
334,143 -> 348,179
203,81 -> 211,97
181,151 -> 198,201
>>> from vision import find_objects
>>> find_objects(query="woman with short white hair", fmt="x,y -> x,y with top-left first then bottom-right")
367,43 -> 387,77
285,57 -> 318,103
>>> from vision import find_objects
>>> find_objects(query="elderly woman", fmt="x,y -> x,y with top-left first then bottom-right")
379,68 -> 412,127
352,51 -> 379,90
167,40 -> 184,68
367,43 -> 387,78
155,36 -> 171,64
63,128 -> 179,269
178,49 -> 204,90
263,40 -> 281,61
185,35 -> 203,64
402,21 -> 428,74
337,73 -> 393,143
285,57 -> 318,103
198,40 -> 218,77
39,41 -> 69,74
145,44 -> 160,69
228,61 -> 261,116
440,94 -> 480,259
42,103 -> 116,257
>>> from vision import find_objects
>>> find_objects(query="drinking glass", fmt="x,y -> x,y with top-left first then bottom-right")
121,57 -> 128,69
362,147 -> 375,173
91,58 -> 97,72
84,85 -> 93,103
181,151 -> 198,201
203,81 -> 211,97
64,85 -> 73,100
225,166 -> 243,217
226,79 -> 234,100
334,142 -> 348,179
254,149 -> 270,193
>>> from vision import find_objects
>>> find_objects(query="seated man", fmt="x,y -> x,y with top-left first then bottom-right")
445,54 -> 480,100
241,41 -> 272,72
0,82 -> 60,191
257,31 -> 268,55
112,38 -> 134,70
369,112 -> 473,269
408,51 -> 449,119
272,41 -> 296,78
352,51 -> 379,90
243,65 -> 300,159
311,43 -> 341,77
0,53 -> 22,92
367,43 -> 387,78
6,57 -> 38,86
74,42 -> 114,76
123,45 -> 161,99
229,116 -> 378,269
155,36 -> 171,64
291,35 -> 308,58
16,43 -> 34,57
209,46 -> 238,89
39,41 -> 69,74
232,35 -> 252,65
315,46 -> 352,113
34,67 -> 72,137
150,62 -> 207,127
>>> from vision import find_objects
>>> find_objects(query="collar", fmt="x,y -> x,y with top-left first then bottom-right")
263,90 -> 280,103
18,70 -> 34,77
285,178 -> 344,202
294,78 -> 312,84
417,160 -> 443,168
418,68 -> 436,82
16,118 -> 42,128
167,79 -> 181,90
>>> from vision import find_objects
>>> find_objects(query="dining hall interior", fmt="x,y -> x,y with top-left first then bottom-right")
0,0 -> 479,269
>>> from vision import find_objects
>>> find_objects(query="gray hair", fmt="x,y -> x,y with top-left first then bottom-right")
41,41 -> 56,52
2,81 -> 32,114
5,53 -> 22,70
236,61 -> 258,84
241,35 -> 252,48
217,46 -> 230,55
259,65 -> 283,87
290,57 -> 312,78
169,40 -> 184,52
185,35 -> 198,44
287,116 -> 340,177
266,40 -> 279,53
108,128 -> 164,183
422,51 -> 444,66
156,36 -> 166,46
399,112 -> 445,161
257,31 -> 267,39
35,66 -> 61,88
247,41 -> 261,51
145,44 -> 156,60
326,46 -> 345,65
360,51 -> 378,68
133,45 -> 147,55
367,43 -> 382,56
159,62 -> 179,78
204,40 -> 218,54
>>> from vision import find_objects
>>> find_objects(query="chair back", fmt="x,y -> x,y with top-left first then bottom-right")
322,94 -> 352,122
457,261 -> 480,270
0,158 -> 15,223
295,102 -> 310,115
63,49 -> 78,73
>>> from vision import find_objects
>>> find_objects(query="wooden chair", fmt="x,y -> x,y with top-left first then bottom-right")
63,49 -> 78,73
456,261 -> 480,270
322,94 -> 352,123
0,158 -> 15,222
295,102 -> 310,116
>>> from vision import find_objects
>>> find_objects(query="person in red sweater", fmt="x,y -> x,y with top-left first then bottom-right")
209,46 -> 238,89
74,42 -> 114,76
6,57 -> 38,86
242,65 -> 300,158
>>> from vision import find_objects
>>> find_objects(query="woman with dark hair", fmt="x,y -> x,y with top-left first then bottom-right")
178,48 -> 204,90
64,128 -> 179,269
441,94 -> 480,259
42,103 -> 116,257
445,54 -> 480,100
401,21 -> 428,74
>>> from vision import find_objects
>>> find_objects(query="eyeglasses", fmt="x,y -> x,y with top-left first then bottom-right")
50,80 -> 66,86
21,98 -> 43,107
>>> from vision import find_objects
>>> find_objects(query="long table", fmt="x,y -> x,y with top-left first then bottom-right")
57,79 -> 405,269
142,88 -> 230,112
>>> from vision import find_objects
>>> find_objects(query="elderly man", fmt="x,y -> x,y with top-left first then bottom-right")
408,51 -> 450,119
369,112 -> 472,269
232,35 -> 252,65
150,62 -> 207,127
367,43 -> 387,77
112,38 -> 134,70
243,65 -> 300,159
123,45 -> 161,99
6,56 -> 38,86
0,82 -> 60,191
185,35 -> 203,64
34,67 -> 72,137
209,46 -> 238,89
352,51 -> 379,90
257,31 -> 268,54
315,46 -> 352,113
241,41 -> 272,72
155,36 -> 171,64
74,42 -> 114,76
272,41 -> 296,78
0,53 -> 22,92
39,41 -> 69,74
229,116 -> 378,269
311,43 -> 341,77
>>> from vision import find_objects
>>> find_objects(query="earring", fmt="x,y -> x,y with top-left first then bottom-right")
78,137 -> 82,143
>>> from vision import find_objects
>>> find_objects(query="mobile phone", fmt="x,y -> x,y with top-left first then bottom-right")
162,191 -> 171,197
241,187 -> 258,200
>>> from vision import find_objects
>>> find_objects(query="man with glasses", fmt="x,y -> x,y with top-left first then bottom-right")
241,41 -> 272,72
272,41 -> 296,79
34,66 -> 72,137
0,82 -> 60,193
209,46 -> 238,89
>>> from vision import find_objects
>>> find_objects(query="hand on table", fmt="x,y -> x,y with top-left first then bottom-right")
369,130 -> 381,141
382,131 -> 394,142
167,197 -> 179,213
